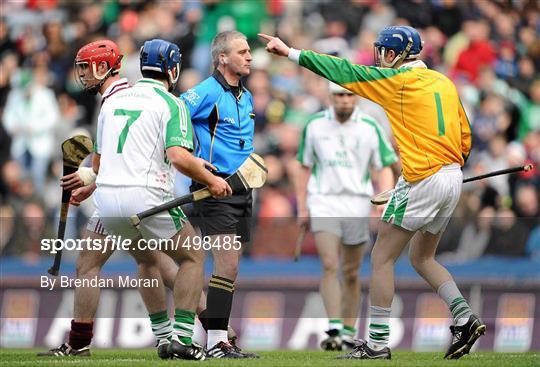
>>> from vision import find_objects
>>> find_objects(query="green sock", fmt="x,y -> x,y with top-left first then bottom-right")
149,310 -> 172,346
172,308 -> 196,346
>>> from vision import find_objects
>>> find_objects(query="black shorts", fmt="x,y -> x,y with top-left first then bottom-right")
189,181 -> 253,243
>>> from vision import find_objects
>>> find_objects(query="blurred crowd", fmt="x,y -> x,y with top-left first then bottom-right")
0,0 -> 539,264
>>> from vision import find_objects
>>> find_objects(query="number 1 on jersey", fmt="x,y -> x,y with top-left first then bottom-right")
115,109 -> 142,153
434,93 -> 446,136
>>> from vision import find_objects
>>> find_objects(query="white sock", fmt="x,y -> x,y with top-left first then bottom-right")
207,329 -> 228,349
367,305 -> 391,351
329,319 -> 343,331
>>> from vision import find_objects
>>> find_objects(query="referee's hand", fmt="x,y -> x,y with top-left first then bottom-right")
208,176 -> 233,199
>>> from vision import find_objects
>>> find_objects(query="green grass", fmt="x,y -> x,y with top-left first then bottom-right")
0,349 -> 538,367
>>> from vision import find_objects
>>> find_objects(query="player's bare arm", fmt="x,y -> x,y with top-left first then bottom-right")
258,33 -> 290,57
69,183 -> 96,206
374,166 -> 394,193
166,146 -> 232,198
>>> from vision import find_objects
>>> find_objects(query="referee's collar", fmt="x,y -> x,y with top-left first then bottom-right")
212,69 -> 246,92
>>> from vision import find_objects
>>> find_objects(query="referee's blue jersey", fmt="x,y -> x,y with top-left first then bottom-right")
180,70 -> 255,175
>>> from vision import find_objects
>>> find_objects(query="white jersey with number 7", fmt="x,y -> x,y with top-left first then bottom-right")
95,78 -> 194,193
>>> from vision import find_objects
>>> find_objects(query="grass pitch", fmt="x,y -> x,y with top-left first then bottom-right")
0,349 -> 538,367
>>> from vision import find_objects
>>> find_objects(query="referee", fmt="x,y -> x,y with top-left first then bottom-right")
180,30 -> 257,359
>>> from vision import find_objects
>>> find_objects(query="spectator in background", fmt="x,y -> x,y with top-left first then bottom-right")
116,33 -> 141,84
452,19 -> 496,83
42,18 -> 72,91
312,17 -> 350,58
1,160 -> 23,205
438,206 -> 495,263
247,69 -> 272,132
361,2 -> 395,34
0,17 -> 16,56
477,134 -> 510,197
508,57 -> 537,97
3,67 -> 60,194
472,93 -> 509,151
352,29 -> 377,66
485,207 -> 529,257
432,0 -> 463,38
514,185 -> 540,232
492,13 -> 516,44
494,41 -> 518,81
3,199 -> 51,259
516,79 -> 540,140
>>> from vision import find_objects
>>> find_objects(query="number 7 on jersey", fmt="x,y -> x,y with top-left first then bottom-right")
115,109 -> 142,153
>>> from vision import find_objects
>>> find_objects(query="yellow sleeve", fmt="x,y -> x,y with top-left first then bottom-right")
299,50 -> 410,105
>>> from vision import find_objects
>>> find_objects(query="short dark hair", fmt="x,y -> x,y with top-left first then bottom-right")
211,30 -> 247,68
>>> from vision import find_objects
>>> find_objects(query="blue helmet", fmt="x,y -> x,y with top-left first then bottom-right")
374,26 -> 423,68
140,39 -> 182,90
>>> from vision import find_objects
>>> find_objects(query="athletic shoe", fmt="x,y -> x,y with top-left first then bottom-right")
226,329 -> 259,358
320,329 -> 342,351
156,341 -> 170,359
336,340 -> 391,359
37,343 -> 90,357
341,333 -> 356,350
444,314 -> 486,360
207,341 -> 252,358
168,340 -> 205,360
230,344 -> 260,358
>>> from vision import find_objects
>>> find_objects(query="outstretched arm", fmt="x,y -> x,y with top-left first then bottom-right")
258,33 -> 404,106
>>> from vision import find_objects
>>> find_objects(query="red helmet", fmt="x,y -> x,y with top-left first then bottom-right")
76,39 -> 123,73
75,39 -> 123,94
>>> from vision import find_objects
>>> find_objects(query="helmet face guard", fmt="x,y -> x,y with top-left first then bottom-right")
140,39 -> 182,92
373,26 -> 423,68
74,61 -> 112,94
374,39 -> 414,68
75,40 -> 123,94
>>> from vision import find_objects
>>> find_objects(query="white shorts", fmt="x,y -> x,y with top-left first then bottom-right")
382,164 -> 462,234
308,194 -> 371,245
86,210 -> 108,236
94,186 -> 186,241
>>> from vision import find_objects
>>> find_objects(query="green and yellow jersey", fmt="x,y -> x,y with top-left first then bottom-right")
293,50 -> 472,183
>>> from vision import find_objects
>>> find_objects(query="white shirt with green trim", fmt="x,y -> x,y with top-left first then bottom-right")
96,78 -> 193,193
297,107 -> 397,197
